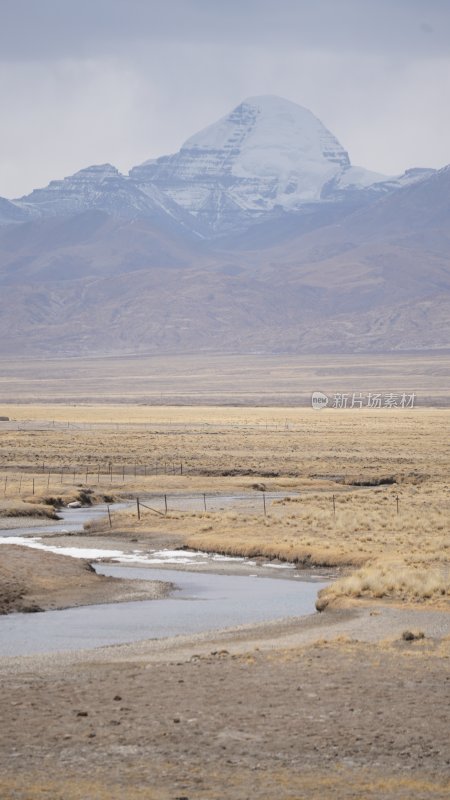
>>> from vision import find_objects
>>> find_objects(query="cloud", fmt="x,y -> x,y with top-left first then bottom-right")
1,0 -> 449,60
1,1 -> 449,197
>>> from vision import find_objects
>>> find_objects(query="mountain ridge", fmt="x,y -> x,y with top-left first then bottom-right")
3,95 -> 437,239
0,96 -> 448,357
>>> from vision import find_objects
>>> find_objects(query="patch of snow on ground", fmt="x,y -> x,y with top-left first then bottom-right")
0,539 -> 248,566
0,536 -> 123,559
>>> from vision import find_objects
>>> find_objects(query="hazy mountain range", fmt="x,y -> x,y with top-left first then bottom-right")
0,95 -> 449,356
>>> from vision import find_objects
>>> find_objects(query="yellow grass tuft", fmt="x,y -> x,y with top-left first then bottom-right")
0,500 -> 60,520
316,563 -> 449,610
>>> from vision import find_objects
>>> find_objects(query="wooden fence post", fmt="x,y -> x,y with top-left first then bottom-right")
107,505 -> 112,529
136,497 -> 141,520
263,492 -> 267,516
164,494 -> 168,514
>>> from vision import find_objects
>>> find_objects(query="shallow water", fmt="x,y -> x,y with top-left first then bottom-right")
0,565 -> 328,657
0,499 -> 327,657
0,503 -> 129,538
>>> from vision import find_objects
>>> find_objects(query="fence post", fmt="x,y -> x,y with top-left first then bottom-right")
107,505 -> 112,529
263,492 -> 266,516
203,493 -> 207,512
164,494 -> 168,514
332,494 -> 336,517
136,497 -> 140,520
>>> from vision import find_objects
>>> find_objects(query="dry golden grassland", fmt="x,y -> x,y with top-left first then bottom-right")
0,405 -> 448,608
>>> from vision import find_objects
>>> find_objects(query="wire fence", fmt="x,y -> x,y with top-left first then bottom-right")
0,465 -> 407,532
0,460 -> 193,486
0,418 -> 300,433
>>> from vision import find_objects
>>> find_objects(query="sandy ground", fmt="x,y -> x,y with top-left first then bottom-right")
0,545 -> 171,614
0,515 -> 63,531
0,604 -> 449,800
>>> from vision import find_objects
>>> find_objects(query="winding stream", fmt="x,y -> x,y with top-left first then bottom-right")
0,499 -> 328,657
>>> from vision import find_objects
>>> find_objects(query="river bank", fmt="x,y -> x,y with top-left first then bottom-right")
0,497 -> 340,619
0,544 -> 172,615
1,503 -> 449,798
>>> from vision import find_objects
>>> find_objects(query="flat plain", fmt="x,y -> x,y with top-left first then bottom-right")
0,351 -> 449,404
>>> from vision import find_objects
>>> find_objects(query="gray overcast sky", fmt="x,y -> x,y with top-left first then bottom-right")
1,0 -> 449,197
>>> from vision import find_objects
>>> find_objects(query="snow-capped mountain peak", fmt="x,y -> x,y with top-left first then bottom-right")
130,95 -> 356,228
182,95 -> 350,171
2,95 -> 437,238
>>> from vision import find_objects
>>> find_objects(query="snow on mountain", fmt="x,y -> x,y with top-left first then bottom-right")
332,165 -> 391,190
130,96 -> 439,235
4,96 -> 438,240
14,163 -> 204,237
17,164 -> 161,218
130,96 -> 358,229
330,165 -> 435,195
